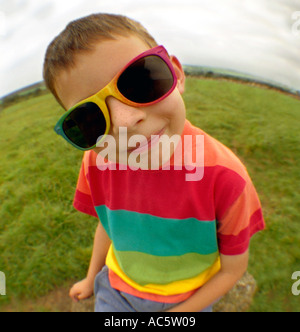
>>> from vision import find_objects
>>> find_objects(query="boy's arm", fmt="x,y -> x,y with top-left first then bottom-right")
69,222 -> 111,302
86,222 -> 111,283
167,250 -> 249,312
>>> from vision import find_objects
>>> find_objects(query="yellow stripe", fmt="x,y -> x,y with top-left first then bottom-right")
106,246 -> 221,296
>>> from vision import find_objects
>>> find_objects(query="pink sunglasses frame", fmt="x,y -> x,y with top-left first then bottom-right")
55,45 -> 178,150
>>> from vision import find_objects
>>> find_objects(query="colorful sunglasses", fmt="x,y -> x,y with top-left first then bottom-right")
54,45 -> 178,151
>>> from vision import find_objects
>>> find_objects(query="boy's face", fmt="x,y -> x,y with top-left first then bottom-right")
55,36 -> 186,167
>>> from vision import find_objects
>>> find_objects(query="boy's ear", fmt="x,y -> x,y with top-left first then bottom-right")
170,55 -> 185,94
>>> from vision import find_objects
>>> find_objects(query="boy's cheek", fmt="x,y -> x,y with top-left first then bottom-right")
164,91 -> 187,128
155,90 -> 186,118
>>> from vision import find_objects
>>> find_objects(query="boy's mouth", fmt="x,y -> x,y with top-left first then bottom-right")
128,128 -> 166,154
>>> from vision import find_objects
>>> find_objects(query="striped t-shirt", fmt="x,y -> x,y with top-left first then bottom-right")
73,120 -> 265,302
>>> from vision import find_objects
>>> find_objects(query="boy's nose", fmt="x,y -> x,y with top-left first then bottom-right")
106,97 -> 147,133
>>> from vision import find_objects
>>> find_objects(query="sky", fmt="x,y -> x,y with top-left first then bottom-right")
0,0 -> 300,97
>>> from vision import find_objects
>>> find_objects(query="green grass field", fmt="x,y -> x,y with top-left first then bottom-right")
0,78 -> 299,311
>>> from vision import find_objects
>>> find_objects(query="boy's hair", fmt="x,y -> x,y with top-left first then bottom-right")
43,13 -> 158,105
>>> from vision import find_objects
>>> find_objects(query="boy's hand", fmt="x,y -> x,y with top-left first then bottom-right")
167,250 -> 249,312
69,278 -> 94,302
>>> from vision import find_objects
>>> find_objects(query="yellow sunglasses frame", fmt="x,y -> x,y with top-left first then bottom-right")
54,45 -> 177,151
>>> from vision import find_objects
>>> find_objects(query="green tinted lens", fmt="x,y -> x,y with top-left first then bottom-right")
63,102 -> 107,149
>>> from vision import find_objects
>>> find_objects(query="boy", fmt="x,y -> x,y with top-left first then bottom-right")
43,13 -> 265,312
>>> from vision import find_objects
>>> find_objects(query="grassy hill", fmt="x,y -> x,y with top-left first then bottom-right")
0,77 -> 299,311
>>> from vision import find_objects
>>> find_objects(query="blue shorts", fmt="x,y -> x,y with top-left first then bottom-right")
94,266 -> 213,312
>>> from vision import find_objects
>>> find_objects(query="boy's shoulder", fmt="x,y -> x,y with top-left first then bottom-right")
184,120 -> 249,179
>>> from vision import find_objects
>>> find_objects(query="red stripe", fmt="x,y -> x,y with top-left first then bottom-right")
213,167 -> 246,221
218,208 -> 265,255
73,190 -> 98,218
86,165 -> 246,221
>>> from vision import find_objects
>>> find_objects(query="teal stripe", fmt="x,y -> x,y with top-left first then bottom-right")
96,205 -> 218,256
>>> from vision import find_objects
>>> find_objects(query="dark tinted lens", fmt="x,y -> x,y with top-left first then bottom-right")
117,55 -> 174,103
63,102 -> 106,149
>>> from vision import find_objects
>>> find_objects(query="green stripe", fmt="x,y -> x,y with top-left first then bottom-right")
114,249 -> 219,285
96,205 -> 218,256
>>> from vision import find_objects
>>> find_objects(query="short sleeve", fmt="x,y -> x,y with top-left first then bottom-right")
73,152 -> 98,218
215,168 -> 265,255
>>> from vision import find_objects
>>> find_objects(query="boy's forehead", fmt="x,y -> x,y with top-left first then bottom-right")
55,36 -> 151,109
